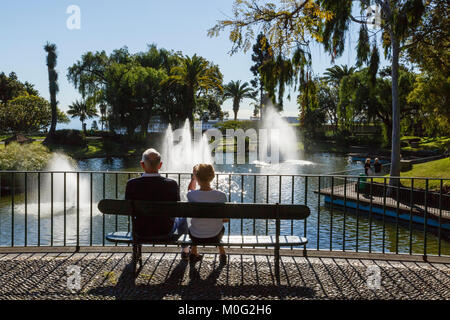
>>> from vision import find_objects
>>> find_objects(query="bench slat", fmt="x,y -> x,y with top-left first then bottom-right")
106,232 -> 308,247
98,200 -> 310,220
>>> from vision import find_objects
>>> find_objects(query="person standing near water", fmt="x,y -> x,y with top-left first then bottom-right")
374,158 -> 382,176
187,164 -> 228,264
364,158 -> 372,175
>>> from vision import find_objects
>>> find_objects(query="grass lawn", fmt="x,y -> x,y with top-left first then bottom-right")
375,157 -> 450,191
46,139 -> 140,159
0,134 -> 46,141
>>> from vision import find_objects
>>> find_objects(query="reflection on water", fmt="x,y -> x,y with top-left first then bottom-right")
1,152 -> 448,256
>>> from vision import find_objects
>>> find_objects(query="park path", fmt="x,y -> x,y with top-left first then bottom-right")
0,251 -> 449,300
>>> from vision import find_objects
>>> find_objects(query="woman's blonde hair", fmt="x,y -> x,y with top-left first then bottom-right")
194,164 -> 215,184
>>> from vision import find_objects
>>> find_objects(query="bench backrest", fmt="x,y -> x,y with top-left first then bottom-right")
98,199 -> 310,220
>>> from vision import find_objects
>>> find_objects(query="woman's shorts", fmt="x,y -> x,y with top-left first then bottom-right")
189,226 -> 225,245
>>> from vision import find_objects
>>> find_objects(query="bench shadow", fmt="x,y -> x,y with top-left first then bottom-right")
87,256 -> 315,300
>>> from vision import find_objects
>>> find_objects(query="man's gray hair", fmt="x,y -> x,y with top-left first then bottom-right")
141,148 -> 162,170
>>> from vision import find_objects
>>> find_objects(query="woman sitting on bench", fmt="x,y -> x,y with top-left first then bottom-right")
187,164 -> 229,264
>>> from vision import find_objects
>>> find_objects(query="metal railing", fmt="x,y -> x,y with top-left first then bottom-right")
0,171 -> 449,257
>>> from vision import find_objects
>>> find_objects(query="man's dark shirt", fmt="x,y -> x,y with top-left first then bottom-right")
125,175 -> 180,238
364,162 -> 371,175
374,162 -> 382,173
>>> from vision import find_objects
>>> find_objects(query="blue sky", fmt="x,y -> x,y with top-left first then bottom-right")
0,0 -> 386,129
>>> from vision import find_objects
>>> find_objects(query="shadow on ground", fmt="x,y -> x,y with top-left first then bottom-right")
87,259 -> 316,300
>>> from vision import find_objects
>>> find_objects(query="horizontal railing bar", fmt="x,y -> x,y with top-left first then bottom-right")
0,170 -> 448,180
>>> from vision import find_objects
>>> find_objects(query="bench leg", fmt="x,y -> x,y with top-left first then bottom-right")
138,244 -> 143,267
274,246 -> 280,285
132,244 -> 138,279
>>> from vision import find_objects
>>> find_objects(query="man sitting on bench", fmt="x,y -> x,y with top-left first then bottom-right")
125,148 -> 190,260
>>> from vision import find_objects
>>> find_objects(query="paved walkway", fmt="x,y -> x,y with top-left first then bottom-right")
0,252 -> 449,300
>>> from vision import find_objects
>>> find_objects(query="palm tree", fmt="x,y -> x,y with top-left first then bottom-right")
67,100 -> 98,134
43,42 -> 59,143
223,80 -> 256,120
163,54 -> 223,125
322,65 -> 356,86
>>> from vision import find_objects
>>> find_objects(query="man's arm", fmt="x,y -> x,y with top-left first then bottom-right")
125,180 -> 133,200
175,182 -> 181,201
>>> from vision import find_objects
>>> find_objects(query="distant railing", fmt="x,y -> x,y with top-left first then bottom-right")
0,171 -> 449,257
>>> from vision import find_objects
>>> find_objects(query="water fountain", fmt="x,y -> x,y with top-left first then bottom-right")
257,106 -> 314,173
161,119 -> 213,172
160,106 -> 313,173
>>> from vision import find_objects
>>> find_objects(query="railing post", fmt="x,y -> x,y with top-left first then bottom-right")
253,175 -> 256,236
90,172 -> 93,246
51,172 -> 53,246
423,179 -> 428,261
383,177 -> 387,254
76,172 -> 80,252
11,172 -> 14,247
343,177 -> 347,252
24,172 -> 27,247
356,177 -> 360,252
274,203 -> 280,285
64,172 -> 66,246
330,176 -> 334,251
303,176 -> 308,257
409,179 -> 414,255
317,176 -> 321,250
102,173 -> 106,246
369,177 -> 373,253
38,172 -> 40,247
438,179 -> 443,256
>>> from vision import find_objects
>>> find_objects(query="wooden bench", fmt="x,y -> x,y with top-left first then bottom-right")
97,200 -> 310,283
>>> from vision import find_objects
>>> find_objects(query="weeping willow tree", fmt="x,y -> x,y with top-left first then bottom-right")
320,0 -> 427,186
209,0 -> 331,113
210,0 -> 429,188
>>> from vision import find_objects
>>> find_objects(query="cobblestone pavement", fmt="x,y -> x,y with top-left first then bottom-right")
0,252 -> 449,300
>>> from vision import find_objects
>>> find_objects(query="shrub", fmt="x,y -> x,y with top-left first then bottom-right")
0,142 -> 52,171
214,120 -> 258,132
50,129 -> 86,146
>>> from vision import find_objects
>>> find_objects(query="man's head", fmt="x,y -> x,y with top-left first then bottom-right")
141,148 -> 162,173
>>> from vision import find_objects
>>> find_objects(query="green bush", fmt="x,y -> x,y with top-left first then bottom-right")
0,142 -> 52,171
214,120 -> 258,132
50,129 -> 86,146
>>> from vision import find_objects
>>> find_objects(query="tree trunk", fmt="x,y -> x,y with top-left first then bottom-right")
259,84 -> 264,121
49,102 -> 57,136
388,33 -> 401,188
233,98 -> 239,121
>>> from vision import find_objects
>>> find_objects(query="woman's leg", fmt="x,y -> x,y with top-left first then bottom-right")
218,246 -> 225,255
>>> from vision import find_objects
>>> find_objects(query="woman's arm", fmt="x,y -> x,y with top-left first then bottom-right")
188,177 -> 196,191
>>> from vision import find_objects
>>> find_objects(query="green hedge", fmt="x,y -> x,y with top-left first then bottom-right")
50,129 -> 86,146
214,120 -> 258,132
